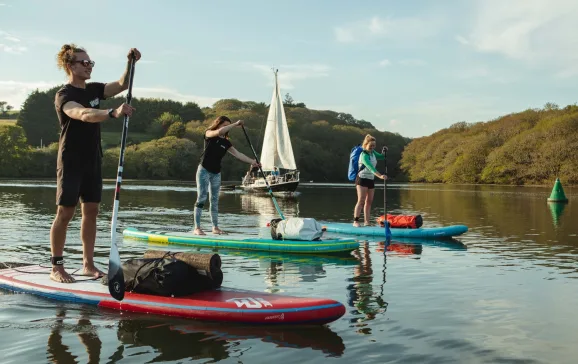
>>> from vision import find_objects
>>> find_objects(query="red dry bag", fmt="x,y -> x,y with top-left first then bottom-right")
376,214 -> 423,229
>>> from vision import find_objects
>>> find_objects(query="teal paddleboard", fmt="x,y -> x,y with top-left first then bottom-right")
321,222 -> 468,239
122,227 -> 359,254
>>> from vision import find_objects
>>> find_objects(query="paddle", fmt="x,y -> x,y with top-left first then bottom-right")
241,125 -> 285,220
382,147 -> 392,241
108,52 -> 137,301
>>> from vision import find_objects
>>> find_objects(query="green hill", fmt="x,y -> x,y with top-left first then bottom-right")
400,102 -> 578,185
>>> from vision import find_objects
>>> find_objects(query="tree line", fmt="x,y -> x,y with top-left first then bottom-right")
1,87 -> 408,182
400,102 -> 578,185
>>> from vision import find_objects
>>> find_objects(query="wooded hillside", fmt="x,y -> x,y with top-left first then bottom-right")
1,86 -> 408,182
400,102 -> 578,185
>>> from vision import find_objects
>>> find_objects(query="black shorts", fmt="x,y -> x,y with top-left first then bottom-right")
56,162 -> 103,206
355,176 -> 375,189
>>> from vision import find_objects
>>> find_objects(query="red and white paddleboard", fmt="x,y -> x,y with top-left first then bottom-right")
0,265 -> 345,325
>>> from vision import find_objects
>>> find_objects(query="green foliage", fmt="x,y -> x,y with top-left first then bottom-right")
102,137 -> 199,180
0,101 -> 16,118
401,103 -> 578,185
0,125 -> 31,177
16,86 -> 62,146
166,121 -> 186,138
3,86 -> 412,182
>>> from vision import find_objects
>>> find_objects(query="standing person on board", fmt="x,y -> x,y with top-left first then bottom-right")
194,116 -> 260,235
353,134 -> 387,227
51,43 -> 141,283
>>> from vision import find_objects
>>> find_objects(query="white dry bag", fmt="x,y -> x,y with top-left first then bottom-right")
270,217 -> 323,241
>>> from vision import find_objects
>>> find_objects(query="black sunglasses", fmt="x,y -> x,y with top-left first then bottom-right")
73,60 -> 95,67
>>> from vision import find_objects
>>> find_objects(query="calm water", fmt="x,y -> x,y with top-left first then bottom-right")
0,179 -> 577,364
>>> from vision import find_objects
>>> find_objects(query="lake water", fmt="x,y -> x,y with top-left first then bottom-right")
0,179 -> 577,364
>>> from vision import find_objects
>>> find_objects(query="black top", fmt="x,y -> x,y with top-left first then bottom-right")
54,82 -> 106,168
200,135 -> 233,173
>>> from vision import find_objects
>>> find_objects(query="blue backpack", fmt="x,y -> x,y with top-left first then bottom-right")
347,144 -> 366,181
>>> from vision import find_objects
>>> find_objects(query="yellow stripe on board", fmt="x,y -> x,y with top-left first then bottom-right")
124,230 -> 357,253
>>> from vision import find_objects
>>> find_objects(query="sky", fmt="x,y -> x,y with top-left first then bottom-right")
1,0 -> 577,138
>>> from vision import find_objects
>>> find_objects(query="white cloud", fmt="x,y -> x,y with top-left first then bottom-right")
455,35 -> 469,45
389,119 -> 400,126
334,15 -> 444,44
0,81 -> 222,110
451,65 -> 511,84
379,59 -> 391,67
0,43 -> 27,54
0,80 -> 61,109
132,87 -> 222,107
4,35 -> 20,42
0,30 -> 26,54
246,63 -> 331,90
460,0 -> 578,77
398,59 -> 427,66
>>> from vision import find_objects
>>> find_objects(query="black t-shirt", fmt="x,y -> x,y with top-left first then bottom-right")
54,82 -> 106,168
200,134 -> 233,173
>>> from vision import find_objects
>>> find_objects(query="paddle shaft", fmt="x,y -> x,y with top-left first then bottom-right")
108,53 -> 137,301
241,125 -> 285,220
383,147 -> 391,239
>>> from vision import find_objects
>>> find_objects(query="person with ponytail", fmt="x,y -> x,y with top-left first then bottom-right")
50,43 -> 141,283
193,116 -> 260,236
353,134 -> 387,227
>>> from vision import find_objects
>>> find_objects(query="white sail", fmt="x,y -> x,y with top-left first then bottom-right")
259,70 -> 297,171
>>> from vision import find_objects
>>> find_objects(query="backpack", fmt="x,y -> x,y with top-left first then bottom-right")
270,217 -> 323,241
347,144 -> 366,181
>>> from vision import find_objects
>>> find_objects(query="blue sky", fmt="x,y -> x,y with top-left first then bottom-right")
1,0 -> 577,138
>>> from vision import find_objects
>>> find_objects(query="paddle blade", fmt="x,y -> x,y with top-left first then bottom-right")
107,243 -> 124,301
385,221 -> 392,242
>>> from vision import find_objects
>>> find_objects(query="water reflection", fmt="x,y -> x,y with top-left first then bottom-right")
548,201 -> 567,228
43,306 -> 346,363
397,184 -> 578,277
346,242 -> 389,326
239,193 -> 300,228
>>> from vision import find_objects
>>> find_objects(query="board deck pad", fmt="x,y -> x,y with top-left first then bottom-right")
0,265 -> 345,325
123,227 -> 359,254
321,222 -> 468,239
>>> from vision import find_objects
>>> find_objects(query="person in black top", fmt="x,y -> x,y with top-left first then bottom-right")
194,116 -> 260,235
51,43 -> 141,283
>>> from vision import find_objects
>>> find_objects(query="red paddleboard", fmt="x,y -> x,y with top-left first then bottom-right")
0,265 -> 345,325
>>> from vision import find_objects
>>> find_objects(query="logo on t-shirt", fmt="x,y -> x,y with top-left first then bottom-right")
89,98 -> 100,107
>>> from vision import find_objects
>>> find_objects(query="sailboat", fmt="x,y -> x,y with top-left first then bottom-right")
239,69 -> 300,193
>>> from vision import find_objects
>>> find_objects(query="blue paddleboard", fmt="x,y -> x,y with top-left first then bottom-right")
321,222 -> 468,239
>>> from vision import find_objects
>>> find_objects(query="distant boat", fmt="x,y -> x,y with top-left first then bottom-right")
239,69 -> 299,194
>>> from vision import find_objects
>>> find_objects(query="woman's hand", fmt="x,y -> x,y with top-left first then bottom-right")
235,120 -> 244,127
251,159 -> 261,168
376,173 -> 387,180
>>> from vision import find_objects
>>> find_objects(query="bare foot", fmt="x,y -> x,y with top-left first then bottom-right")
364,221 -> 371,226
212,227 -> 227,235
82,264 -> 104,278
50,266 -> 76,283
353,221 -> 360,227
193,228 -> 206,235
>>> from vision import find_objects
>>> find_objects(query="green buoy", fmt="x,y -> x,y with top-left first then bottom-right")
547,178 -> 569,203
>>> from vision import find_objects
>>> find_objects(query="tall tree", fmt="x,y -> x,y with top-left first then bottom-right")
16,86 -> 62,146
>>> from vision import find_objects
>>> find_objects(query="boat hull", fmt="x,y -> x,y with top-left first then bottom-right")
240,180 -> 299,193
